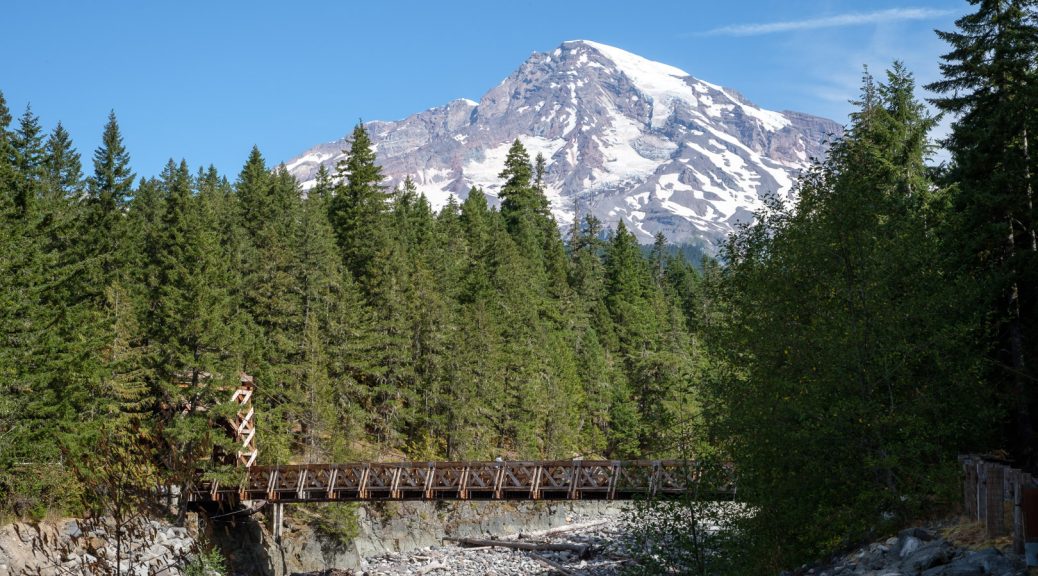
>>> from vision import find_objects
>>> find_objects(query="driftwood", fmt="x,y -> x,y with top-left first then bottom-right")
504,519 -> 611,540
542,519 -> 610,538
532,554 -> 577,575
443,537 -> 590,558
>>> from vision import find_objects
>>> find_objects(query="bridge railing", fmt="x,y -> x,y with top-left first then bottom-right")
190,459 -> 728,504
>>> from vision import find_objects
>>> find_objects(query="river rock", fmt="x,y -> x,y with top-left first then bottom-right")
900,535 -> 924,558
901,540 -> 953,572
805,525 -> 1026,576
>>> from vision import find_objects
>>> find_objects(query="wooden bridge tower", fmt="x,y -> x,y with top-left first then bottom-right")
230,373 -> 258,468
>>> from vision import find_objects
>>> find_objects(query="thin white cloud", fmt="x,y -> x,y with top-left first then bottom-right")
700,8 -> 956,37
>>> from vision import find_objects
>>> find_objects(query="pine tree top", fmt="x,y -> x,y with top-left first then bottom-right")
89,110 -> 135,202
0,90 -> 11,133
336,122 -> 384,199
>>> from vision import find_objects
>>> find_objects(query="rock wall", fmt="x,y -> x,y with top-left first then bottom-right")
353,500 -> 624,558
211,510 -> 357,576
0,517 -> 196,576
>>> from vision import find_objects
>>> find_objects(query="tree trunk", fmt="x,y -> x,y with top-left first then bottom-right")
1006,215 -> 1034,463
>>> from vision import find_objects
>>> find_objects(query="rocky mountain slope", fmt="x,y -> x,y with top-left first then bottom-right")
284,40 -> 841,248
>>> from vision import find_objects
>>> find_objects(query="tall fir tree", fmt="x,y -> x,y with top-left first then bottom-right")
330,122 -> 387,286
568,214 -> 622,454
291,168 -> 368,462
83,111 -> 135,291
10,104 -> 45,215
42,122 -> 83,200
927,0 -> 1038,463
711,65 -> 995,571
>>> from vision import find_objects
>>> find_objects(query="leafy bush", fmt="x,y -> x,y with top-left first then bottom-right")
184,547 -> 227,576
622,459 -> 738,575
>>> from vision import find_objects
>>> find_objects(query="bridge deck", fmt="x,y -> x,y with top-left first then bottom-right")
191,460 -> 725,504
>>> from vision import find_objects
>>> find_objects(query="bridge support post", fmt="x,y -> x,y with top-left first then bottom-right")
271,502 -> 284,542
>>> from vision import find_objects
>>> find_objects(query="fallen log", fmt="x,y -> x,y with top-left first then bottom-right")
541,519 -> 610,538
443,537 -> 589,558
502,518 -> 611,540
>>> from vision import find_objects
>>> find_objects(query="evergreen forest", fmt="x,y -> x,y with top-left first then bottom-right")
0,108 -> 707,517
1,1 -> 1037,574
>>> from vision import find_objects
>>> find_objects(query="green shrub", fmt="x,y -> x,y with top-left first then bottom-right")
185,546 -> 226,576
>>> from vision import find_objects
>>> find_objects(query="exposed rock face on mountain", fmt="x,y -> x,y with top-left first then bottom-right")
285,40 -> 841,248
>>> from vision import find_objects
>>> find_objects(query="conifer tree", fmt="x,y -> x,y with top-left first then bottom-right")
53,112 -> 155,523
0,101 -> 105,516
568,214 -> 620,453
534,152 -> 547,192
713,65 -> 993,570
211,161 -> 254,372
330,122 -> 387,285
57,111 -> 141,430
42,122 -> 83,199
88,111 -> 135,212
927,0 -> 1038,462
497,140 -> 556,247
360,224 -> 416,452
498,139 -> 536,224
291,170 -> 368,462
11,105 -> 44,174
0,92 -> 15,211
437,188 -> 507,458
605,222 -> 671,454
432,195 -> 467,303
489,213 -> 548,454
0,93 -> 43,511
82,111 -> 135,291
311,163 -> 333,204
236,146 -> 272,237
459,188 -> 495,302
146,160 -> 235,405
497,140 -> 570,298
10,104 -> 44,214
240,166 -> 305,462
662,251 -> 703,335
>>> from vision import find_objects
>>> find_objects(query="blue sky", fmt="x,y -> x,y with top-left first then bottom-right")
1,1 -> 967,180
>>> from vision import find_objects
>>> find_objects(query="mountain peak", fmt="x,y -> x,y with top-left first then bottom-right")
561,39 -> 694,82
285,42 -> 841,249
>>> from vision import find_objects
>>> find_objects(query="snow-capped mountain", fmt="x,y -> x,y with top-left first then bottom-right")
284,40 -> 841,248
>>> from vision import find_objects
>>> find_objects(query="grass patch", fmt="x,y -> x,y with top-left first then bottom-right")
940,516 -> 1013,551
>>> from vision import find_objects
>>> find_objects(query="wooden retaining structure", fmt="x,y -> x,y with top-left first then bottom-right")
960,454 -> 1034,554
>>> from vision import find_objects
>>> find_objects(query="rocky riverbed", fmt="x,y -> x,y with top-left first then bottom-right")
354,514 -> 631,575
3,506 -> 1029,576
789,526 -> 1027,576
300,520 -> 1032,576
214,500 -> 630,575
